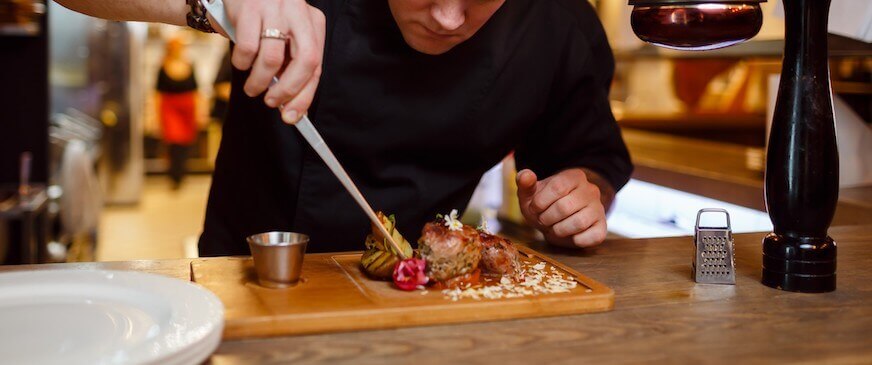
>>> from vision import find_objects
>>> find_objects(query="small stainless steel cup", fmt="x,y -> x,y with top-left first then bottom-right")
246,231 -> 309,288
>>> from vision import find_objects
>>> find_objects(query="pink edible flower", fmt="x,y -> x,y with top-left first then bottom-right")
393,258 -> 429,291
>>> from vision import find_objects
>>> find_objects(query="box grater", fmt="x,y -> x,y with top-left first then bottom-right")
693,208 -> 736,285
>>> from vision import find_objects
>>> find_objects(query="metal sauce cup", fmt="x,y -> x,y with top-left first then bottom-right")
246,232 -> 309,288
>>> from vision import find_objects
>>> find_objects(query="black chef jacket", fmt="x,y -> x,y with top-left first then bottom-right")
198,0 -> 633,256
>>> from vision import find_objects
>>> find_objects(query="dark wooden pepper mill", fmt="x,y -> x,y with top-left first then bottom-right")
762,0 -> 837,292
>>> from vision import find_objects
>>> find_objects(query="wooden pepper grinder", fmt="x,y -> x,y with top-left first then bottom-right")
762,0 -> 838,292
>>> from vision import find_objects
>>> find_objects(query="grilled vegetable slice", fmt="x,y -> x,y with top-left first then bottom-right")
360,212 -> 414,280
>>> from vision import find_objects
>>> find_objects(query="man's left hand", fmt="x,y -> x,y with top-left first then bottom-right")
516,168 -> 608,248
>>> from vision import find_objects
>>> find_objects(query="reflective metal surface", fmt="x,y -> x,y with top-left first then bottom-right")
247,232 -> 309,288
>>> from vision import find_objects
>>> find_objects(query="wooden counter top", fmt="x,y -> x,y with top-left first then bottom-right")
2,225 -> 870,364
0,258 -> 193,281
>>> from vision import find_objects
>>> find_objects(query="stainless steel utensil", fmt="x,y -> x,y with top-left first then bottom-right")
294,116 -> 406,257
202,5 -> 407,258
247,231 -> 309,288
693,208 -> 736,285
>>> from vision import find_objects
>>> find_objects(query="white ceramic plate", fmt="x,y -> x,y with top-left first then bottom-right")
0,270 -> 224,365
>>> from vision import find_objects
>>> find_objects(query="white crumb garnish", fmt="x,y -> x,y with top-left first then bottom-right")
440,260 -> 580,301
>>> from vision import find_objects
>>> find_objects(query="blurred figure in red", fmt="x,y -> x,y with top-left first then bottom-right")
156,36 -> 199,189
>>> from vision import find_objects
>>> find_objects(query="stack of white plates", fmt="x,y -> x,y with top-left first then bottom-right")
0,270 -> 224,365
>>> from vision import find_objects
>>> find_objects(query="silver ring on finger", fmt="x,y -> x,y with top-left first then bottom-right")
260,28 -> 289,41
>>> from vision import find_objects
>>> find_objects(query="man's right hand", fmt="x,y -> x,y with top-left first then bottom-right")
224,0 -> 325,124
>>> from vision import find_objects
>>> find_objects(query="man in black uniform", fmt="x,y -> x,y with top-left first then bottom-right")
56,0 -> 632,255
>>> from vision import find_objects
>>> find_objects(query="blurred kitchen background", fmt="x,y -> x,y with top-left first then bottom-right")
0,0 -> 869,265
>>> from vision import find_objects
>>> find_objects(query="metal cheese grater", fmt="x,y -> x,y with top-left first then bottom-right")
693,208 -> 736,285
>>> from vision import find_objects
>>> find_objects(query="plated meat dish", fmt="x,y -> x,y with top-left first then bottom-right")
361,210 -> 522,289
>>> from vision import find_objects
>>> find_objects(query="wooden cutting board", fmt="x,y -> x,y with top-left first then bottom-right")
191,246 -> 613,339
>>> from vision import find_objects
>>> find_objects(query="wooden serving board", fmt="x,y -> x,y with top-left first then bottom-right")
191,246 -> 613,339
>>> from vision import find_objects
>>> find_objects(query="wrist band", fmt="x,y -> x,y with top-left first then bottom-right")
186,0 -> 216,33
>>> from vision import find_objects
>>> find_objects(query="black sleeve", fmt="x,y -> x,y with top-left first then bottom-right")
514,5 -> 632,191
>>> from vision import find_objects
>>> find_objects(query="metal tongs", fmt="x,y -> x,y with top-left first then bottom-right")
295,117 -> 406,257
203,0 -> 407,258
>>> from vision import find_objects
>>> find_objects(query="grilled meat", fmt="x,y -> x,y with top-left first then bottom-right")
418,221 -> 482,282
478,232 -> 521,276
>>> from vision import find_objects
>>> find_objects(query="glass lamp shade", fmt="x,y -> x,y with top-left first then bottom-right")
629,0 -> 765,50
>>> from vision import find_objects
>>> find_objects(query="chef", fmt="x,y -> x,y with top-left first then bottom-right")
56,0 -> 633,255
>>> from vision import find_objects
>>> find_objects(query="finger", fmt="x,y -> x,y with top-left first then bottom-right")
279,8 -> 325,123
231,5 -> 261,71
244,8 -> 287,98
266,4 -> 323,111
570,219 -> 608,248
280,67 -> 321,124
531,173 -> 577,214
516,169 -> 541,228
516,169 -> 538,203
537,189 -> 585,227
309,6 -> 326,45
550,204 -> 602,238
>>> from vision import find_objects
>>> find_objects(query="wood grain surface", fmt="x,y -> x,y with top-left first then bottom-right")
2,225 -> 870,364
190,246 -> 613,340
207,225 -> 872,365
0,258 -> 192,281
